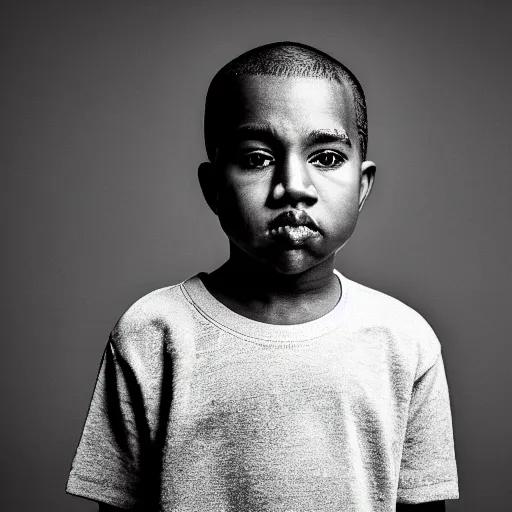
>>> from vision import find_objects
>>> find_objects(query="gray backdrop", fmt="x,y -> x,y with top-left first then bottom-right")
3,0 -> 511,510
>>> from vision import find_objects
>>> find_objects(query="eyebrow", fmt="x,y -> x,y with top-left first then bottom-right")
232,124 -> 279,146
232,124 -> 352,148
306,129 -> 352,148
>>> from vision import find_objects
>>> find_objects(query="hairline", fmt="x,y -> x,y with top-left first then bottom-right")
216,73 -> 360,156
204,44 -> 368,161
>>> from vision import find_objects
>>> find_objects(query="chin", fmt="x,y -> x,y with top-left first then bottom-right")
230,237 -> 336,275
261,251 -> 326,275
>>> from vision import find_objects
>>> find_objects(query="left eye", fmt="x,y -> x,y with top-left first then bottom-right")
310,151 -> 345,168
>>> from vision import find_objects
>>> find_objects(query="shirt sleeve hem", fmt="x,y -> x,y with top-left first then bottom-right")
397,480 -> 459,504
66,473 -> 140,510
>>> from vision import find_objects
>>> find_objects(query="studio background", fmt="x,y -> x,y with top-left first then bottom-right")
3,0 -> 511,511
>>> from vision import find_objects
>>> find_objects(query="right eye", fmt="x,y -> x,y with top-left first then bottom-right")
238,151 -> 274,170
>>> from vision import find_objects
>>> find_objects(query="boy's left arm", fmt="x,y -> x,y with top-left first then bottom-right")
397,345 -> 458,505
396,501 -> 445,511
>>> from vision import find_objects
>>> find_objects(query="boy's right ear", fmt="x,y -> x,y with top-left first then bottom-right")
198,162 -> 219,215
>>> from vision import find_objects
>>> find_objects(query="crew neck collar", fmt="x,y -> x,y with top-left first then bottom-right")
180,269 -> 349,344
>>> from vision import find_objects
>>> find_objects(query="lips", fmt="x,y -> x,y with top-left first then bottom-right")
268,209 -> 320,232
266,210 -> 321,244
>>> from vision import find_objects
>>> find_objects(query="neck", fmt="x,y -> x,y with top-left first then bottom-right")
203,248 -> 340,325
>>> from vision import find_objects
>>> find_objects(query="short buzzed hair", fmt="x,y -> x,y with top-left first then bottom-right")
204,41 -> 368,162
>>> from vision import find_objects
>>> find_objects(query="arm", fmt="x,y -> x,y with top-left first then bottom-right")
397,346 -> 458,506
66,336 -> 149,509
396,500 -> 446,511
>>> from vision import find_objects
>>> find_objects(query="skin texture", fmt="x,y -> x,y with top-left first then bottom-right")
199,75 -> 375,325
96,75 -> 445,511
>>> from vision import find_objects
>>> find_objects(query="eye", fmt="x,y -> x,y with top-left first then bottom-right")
309,150 -> 346,169
238,151 -> 274,170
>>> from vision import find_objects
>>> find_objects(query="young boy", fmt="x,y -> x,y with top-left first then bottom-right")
66,42 -> 459,511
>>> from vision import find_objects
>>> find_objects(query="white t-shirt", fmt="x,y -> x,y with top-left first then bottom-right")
66,270 -> 459,511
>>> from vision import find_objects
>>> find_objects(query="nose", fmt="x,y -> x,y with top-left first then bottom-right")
272,155 -> 318,206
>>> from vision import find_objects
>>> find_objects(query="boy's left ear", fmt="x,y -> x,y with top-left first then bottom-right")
198,161 -> 219,215
358,160 -> 376,212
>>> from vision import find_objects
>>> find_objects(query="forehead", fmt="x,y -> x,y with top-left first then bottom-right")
228,75 -> 357,138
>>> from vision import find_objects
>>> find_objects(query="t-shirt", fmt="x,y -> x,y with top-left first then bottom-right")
66,269 -> 459,511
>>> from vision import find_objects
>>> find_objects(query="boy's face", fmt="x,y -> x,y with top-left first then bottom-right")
200,75 -> 375,275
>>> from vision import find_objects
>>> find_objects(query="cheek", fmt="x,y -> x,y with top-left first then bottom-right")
215,179 -> 265,237
322,171 -> 361,207
216,186 -> 242,232
319,174 -> 361,232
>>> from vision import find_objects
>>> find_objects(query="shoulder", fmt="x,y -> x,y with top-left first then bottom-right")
116,281 -> 188,325
343,275 -> 442,376
109,276 -> 207,360
346,277 -> 436,332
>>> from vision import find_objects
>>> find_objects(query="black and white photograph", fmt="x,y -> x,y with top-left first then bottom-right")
3,1 -> 511,511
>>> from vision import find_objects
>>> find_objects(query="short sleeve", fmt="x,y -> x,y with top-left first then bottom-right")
397,351 -> 459,503
66,337 -> 149,509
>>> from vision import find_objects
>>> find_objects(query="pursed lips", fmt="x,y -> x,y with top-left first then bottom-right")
266,210 -> 321,238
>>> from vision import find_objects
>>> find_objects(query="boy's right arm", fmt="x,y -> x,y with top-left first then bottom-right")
67,311 -> 161,509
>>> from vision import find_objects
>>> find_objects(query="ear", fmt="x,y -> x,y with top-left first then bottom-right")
358,160 -> 376,212
198,161 -> 219,215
